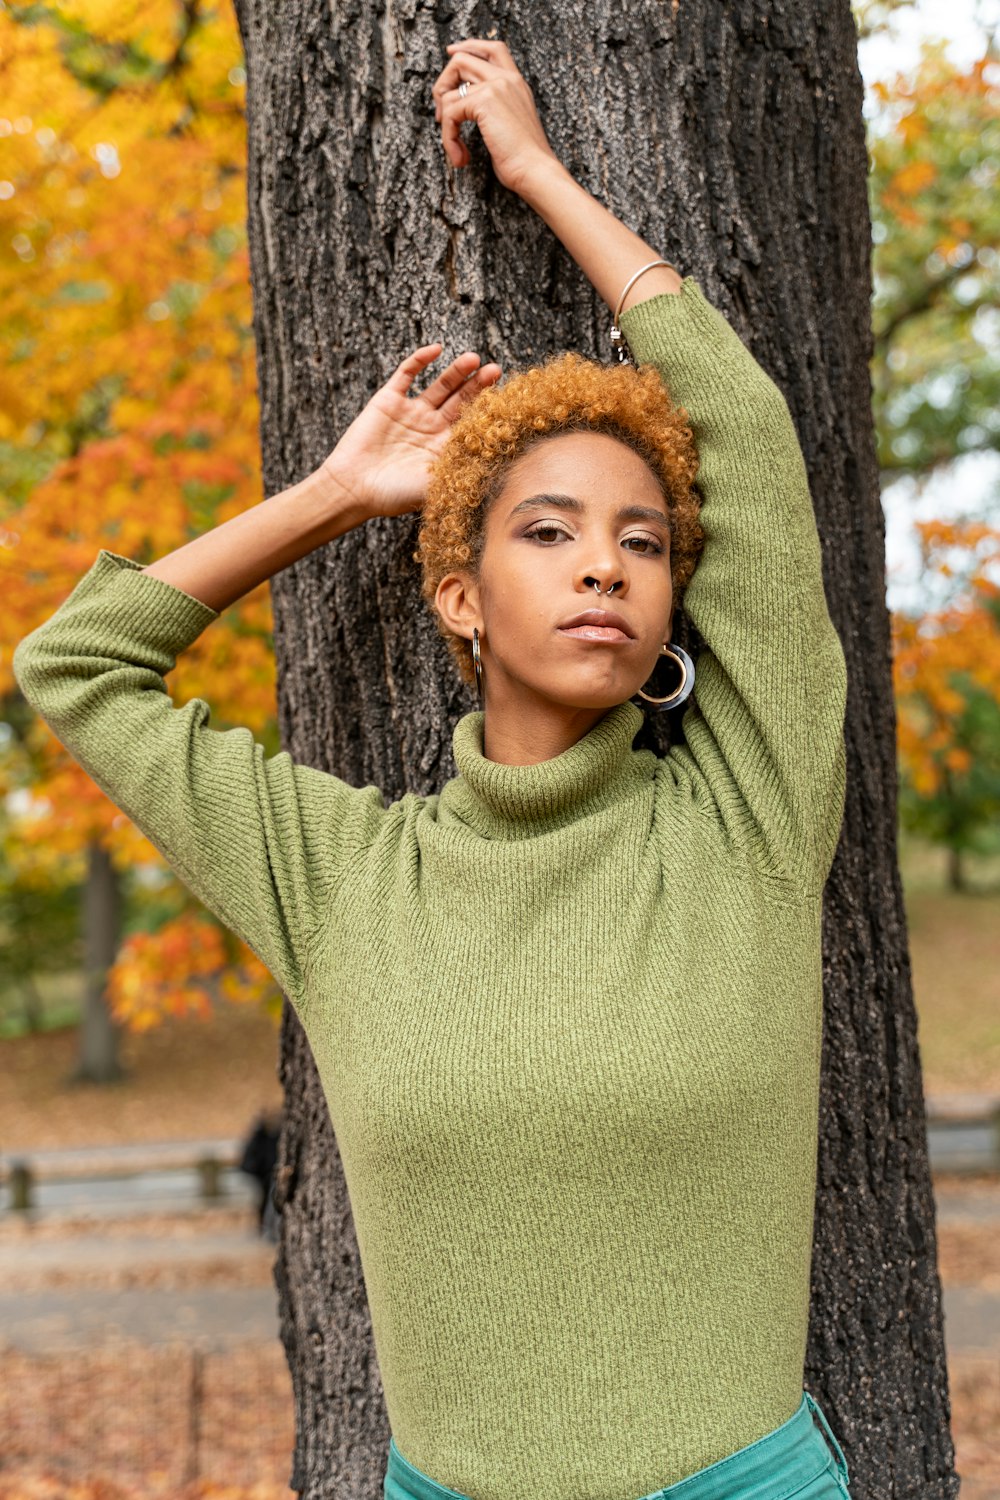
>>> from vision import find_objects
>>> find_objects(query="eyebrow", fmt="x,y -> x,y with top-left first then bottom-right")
506,493 -> 670,529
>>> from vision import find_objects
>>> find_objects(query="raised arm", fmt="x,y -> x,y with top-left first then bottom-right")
433,37 -> 847,890
12,348 -> 503,1018
617,283 -> 848,890
13,545 -> 387,1017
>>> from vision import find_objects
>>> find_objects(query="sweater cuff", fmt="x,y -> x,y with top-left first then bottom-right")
78,548 -> 221,653
617,275 -> 780,410
617,273 -> 738,357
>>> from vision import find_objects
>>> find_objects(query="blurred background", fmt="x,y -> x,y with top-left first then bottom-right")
0,0 -> 997,1496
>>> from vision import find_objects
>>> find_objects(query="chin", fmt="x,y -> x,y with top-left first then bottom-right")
539,676 -> 637,712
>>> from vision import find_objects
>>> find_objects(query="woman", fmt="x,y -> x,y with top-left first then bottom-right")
13,36 -> 851,1500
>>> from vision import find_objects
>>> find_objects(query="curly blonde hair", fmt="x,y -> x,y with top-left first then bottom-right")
414,349 -> 704,689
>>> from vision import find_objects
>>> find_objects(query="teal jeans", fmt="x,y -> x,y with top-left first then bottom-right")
383,1391 -> 851,1500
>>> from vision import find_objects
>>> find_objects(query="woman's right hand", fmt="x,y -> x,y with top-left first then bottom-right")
320,343 -> 501,521
431,37 -> 562,196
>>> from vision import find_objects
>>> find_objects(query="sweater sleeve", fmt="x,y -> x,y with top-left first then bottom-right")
11,548 -> 389,1015
618,277 -> 847,891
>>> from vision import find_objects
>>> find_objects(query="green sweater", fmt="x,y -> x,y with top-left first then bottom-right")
13,277 -> 848,1500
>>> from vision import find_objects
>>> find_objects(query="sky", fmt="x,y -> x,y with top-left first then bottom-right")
857,0 -> 999,613
858,0 -> 995,80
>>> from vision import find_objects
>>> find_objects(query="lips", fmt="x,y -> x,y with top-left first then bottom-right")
557,608 -> 635,642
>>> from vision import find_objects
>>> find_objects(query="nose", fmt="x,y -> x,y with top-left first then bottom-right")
581,566 -> 627,596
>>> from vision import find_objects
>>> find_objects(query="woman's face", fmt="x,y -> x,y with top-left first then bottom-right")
437,429 -> 675,713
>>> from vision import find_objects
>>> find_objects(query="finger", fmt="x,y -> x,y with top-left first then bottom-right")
438,362 -> 503,421
445,39 -> 519,71
431,50 -> 495,117
417,351 -> 484,408
438,91 -> 483,167
383,343 -> 444,396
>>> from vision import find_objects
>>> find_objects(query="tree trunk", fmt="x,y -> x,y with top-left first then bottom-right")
70,838 -> 126,1085
231,2 -> 959,1495
20,972 -> 45,1034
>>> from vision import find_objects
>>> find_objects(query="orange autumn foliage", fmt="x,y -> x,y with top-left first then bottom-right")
0,1 -> 282,1025
3,7 -> 996,1029
892,519 -> 1000,800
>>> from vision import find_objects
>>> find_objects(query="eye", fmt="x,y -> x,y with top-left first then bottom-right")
623,533 -> 665,555
522,523 -> 665,553
524,522 -> 569,544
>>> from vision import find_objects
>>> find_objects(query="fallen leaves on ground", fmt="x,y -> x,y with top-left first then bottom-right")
0,1008 -> 283,1153
938,1223 -> 1000,1291
0,1481 -> 291,1500
0,1206 -> 254,1245
0,1185 -> 996,1495
0,1339 -> 297,1493
947,1355 -> 1000,1496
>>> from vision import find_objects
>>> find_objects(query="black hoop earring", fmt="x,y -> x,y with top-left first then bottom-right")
472,627 -> 484,706
636,642 -> 695,710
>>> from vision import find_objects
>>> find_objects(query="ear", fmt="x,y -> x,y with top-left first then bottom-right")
435,569 -> 483,641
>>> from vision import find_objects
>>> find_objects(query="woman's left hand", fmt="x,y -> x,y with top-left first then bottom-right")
431,38 -> 562,196
320,343 -> 502,521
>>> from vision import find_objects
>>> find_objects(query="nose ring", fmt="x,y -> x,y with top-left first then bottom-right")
593,581 -> 619,595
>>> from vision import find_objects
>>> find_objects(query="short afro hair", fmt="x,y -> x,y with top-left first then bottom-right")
414,349 -> 704,690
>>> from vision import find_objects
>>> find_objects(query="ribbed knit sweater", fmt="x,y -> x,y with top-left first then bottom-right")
13,277 -> 848,1500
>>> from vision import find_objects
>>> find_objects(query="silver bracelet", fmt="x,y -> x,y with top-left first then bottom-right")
610,259 -> 674,365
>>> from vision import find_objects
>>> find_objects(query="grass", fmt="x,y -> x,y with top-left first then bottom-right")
0,968 -> 88,1041
898,831 -> 1000,1098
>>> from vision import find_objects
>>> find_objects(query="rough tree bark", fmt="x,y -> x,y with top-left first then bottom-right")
228,1 -> 959,1495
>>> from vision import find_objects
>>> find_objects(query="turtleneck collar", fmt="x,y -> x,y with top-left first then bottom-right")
437,700 -> 654,840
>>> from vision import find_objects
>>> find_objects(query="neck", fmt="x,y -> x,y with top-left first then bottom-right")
442,698 -> 650,841
481,689 -> 613,766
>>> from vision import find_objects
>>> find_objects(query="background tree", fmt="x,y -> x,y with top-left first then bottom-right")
867,37 -> 999,489
866,30 -> 1000,894
893,518 -> 1000,888
0,0 -> 280,1073
4,3 -> 993,1078
0,712 -> 82,1034
227,1 -> 958,1495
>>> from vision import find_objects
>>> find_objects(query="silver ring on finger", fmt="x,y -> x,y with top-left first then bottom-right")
458,80 -> 471,97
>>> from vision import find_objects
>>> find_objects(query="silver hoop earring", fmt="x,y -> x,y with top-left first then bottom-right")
472,627 -> 484,706
636,642 -> 696,709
